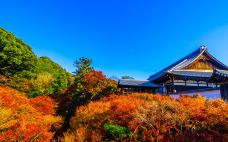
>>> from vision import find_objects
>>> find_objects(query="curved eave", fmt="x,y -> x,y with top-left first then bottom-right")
209,69 -> 228,83
118,79 -> 161,88
118,85 -> 160,88
152,71 -> 213,83
204,50 -> 228,70
148,47 -> 207,82
150,72 -> 172,83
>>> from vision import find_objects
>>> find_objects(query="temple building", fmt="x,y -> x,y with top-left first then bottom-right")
118,46 -> 228,100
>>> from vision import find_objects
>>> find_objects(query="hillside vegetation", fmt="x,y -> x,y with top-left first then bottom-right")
62,94 -> 228,142
0,27 -> 71,97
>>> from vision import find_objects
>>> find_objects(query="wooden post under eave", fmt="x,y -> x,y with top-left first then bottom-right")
171,77 -> 174,93
220,83 -> 228,100
197,81 -> 200,88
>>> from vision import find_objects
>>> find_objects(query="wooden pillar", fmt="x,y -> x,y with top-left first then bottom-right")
162,84 -> 164,94
220,83 -> 228,100
171,77 -> 174,93
162,83 -> 167,95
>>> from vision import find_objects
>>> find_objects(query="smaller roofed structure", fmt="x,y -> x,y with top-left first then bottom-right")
118,79 -> 160,94
209,69 -> 228,83
118,79 -> 159,88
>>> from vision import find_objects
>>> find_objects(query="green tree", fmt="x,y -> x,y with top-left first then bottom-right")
73,57 -> 93,74
72,57 -> 119,100
121,76 -> 134,80
29,56 -> 70,97
0,28 -> 37,78
0,27 -> 71,96
72,57 -> 93,100
36,56 -> 70,91
28,72 -> 55,97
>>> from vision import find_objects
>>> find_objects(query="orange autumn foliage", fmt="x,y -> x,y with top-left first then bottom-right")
82,70 -> 118,97
0,87 -> 62,142
63,93 -> 228,142
75,70 -> 118,100
30,96 -> 56,115
82,70 -> 106,92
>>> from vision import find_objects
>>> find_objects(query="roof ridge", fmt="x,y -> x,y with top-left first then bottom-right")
148,47 -> 202,81
119,79 -> 150,82
171,48 -> 206,70
204,50 -> 228,69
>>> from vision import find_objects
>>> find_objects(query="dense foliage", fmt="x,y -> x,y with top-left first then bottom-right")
103,123 -> 132,140
72,57 -> 118,100
62,94 -> 228,142
0,87 -> 62,141
73,70 -> 118,100
121,76 -> 135,80
0,27 -> 71,96
28,56 -> 71,97
0,28 -> 37,78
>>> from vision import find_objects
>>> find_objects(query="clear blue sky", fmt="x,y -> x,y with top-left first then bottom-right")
1,0 -> 228,79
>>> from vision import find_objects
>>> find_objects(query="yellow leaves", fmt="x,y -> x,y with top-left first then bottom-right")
0,108 -> 13,124
0,120 -> 18,130
62,132 -> 78,142
31,72 -> 55,95
34,72 -> 54,88
43,115 -> 62,125
62,127 -> 103,142
75,101 -> 111,120
0,108 -> 17,130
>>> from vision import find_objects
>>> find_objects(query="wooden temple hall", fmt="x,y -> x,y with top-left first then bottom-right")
118,46 -> 228,100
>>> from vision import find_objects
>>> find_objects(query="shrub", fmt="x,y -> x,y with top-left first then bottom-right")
62,93 -> 228,142
0,87 -> 62,141
73,70 -> 119,100
29,72 -> 55,96
30,96 -> 56,115
103,124 -> 132,140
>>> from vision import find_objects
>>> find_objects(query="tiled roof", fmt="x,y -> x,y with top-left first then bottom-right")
148,46 -> 228,82
118,79 -> 160,88
214,69 -> 228,77
168,70 -> 213,78
209,69 -> 228,83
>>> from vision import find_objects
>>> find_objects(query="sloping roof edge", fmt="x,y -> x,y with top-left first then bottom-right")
209,69 -> 228,83
118,79 -> 160,88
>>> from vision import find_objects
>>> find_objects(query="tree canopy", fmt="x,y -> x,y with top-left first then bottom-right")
73,57 -> 93,74
0,27 -> 71,97
0,27 -> 37,78
121,76 -> 134,80
72,57 -> 118,100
